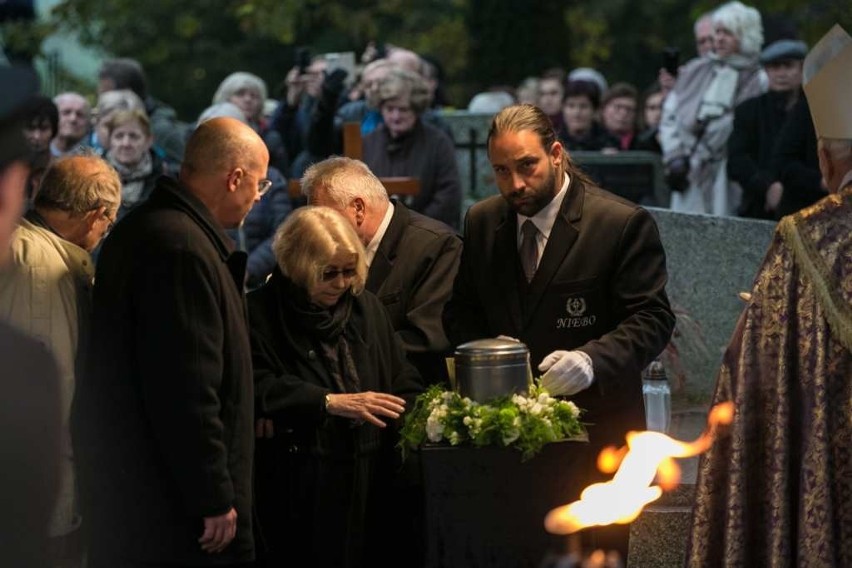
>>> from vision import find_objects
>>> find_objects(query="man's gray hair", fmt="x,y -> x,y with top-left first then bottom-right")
34,154 -> 121,216
301,156 -> 388,208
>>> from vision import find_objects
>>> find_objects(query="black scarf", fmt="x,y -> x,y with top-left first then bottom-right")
283,275 -> 361,394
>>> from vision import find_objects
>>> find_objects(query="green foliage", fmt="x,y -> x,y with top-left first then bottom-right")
399,383 -> 585,462
37,0 -> 852,116
1,19 -> 55,62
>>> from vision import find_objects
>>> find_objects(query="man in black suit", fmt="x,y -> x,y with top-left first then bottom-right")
302,156 -> 462,385
72,117 -> 269,567
443,104 -> 675,557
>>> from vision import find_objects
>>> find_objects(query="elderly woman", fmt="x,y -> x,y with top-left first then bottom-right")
660,1 -> 766,215
89,89 -> 146,153
362,68 -> 462,228
212,71 -> 267,130
249,206 -> 422,568
102,109 -> 170,220
213,71 -> 288,174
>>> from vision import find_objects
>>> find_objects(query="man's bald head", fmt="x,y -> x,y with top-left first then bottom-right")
182,117 -> 266,178
181,117 -> 270,229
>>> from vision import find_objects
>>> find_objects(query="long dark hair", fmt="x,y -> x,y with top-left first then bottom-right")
487,104 -> 595,186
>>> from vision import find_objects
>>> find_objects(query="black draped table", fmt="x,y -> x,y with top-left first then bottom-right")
421,439 -> 591,568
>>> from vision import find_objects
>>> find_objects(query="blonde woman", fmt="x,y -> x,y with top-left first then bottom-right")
248,206 -> 422,568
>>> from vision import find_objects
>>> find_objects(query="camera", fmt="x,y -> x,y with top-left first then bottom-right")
295,47 -> 311,75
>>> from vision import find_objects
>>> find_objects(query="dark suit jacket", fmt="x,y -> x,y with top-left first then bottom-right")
444,177 -> 675,447
72,178 -> 255,565
367,201 -> 461,384
727,90 -> 796,219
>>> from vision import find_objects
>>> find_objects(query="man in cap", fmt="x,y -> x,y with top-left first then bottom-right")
686,25 -> 852,566
728,39 -> 808,219
0,65 -> 62,567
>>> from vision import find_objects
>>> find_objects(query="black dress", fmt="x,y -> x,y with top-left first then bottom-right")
248,269 -> 423,568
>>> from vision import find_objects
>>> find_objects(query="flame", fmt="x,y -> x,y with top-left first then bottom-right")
544,401 -> 734,534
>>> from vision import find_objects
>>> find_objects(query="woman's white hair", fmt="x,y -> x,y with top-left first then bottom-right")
212,72 -> 268,108
197,101 -> 247,125
712,1 -> 764,57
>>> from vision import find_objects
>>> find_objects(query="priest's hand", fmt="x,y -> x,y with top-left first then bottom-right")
538,350 -> 594,396
326,392 -> 406,428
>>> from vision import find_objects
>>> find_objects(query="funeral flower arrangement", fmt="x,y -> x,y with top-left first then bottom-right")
400,384 -> 584,461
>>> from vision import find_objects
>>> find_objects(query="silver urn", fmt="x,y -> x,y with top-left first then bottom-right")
455,338 -> 532,402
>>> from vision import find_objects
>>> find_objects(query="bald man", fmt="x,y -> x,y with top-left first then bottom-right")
72,118 -> 269,567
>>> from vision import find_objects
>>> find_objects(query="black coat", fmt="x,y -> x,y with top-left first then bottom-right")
728,90 -> 797,219
363,121 -> 462,229
72,177 -> 255,565
444,177 -> 675,449
248,269 -> 422,567
367,201 -> 461,384
771,96 -> 826,218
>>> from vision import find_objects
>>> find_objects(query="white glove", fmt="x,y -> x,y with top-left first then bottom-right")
538,350 -> 594,396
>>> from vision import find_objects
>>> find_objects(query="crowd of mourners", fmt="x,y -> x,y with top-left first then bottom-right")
22,0 -> 822,248
3,1 -> 837,567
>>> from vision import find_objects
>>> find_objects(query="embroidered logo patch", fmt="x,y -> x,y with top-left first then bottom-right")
566,297 -> 586,317
558,296 -> 596,329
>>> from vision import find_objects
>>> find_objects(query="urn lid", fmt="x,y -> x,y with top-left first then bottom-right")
455,338 -> 529,364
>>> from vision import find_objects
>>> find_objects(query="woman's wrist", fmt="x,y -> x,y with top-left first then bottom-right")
324,393 -> 334,414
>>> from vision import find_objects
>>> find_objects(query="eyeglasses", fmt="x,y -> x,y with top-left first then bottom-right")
257,179 -> 273,197
320,267 -> 357,282
102,211 -> 117,234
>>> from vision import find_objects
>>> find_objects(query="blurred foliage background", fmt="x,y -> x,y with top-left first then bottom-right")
2,0 -> 849,119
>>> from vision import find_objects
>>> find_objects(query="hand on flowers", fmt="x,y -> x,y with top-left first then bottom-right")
326,392 -> 406,428
538,350 -> 594,396
199,507 -> 237,553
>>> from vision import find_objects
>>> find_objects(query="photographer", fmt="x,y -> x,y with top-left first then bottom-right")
269,52 -> 329,178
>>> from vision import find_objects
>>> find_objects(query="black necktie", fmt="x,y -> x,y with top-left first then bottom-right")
520,220 -> 539,283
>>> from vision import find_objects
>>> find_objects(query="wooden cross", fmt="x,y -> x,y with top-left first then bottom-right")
288,122 -> 420,199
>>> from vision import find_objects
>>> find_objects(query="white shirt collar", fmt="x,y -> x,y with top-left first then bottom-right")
365,201 -> 394,268
516,173 -> 570,243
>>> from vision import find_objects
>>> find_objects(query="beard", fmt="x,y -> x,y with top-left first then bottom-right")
507,164 -> 560,217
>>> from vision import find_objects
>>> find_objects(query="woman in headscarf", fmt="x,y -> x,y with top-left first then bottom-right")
660,1 -> 766,215
248,206 -> 422,568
